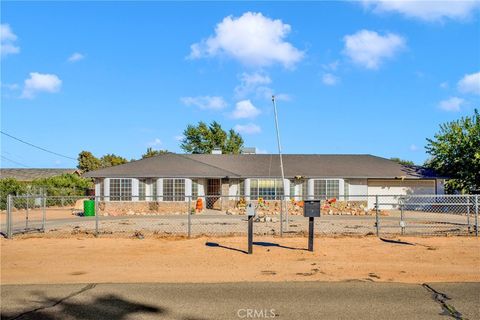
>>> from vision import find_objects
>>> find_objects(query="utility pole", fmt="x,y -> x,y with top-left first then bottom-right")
272,95 -> 289,232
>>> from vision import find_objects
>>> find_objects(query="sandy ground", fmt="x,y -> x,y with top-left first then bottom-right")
1,236 -> 478,285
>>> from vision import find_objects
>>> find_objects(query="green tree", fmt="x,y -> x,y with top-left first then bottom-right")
100,154 -> 128,167
77,151 -> 101,172
181,121 -> 244,154
390,157 -> 415,166
425,109 -> 480,193
141,148 -> 171,159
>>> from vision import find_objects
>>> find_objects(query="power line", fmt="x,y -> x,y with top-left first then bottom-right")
1,131 -> 76,160
0,155 -> 30,168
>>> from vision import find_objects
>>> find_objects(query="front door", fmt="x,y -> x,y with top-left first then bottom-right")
207,179 -> 221,209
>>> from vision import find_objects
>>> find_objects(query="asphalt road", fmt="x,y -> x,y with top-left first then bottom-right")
1,282 -> 479,320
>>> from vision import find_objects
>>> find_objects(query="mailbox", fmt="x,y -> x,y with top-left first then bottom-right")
246,203 -> 256,216
303,200 -> 321,217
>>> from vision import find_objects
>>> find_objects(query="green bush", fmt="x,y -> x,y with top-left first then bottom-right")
31,174 -> 93,206
0,174 -> 93,209
0,178 -> 27,210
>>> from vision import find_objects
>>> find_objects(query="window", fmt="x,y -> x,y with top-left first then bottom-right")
313,179 -> 340,199
192,179 -> 198,199
109,179 -> 132,201
163,179 -> 185,201
290,179 -> 307,199
139,179 -> 147,201
250,179 -> 284,200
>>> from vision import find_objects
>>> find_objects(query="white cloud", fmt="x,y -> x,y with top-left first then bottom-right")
234,123 -> 262,134
440,82 -> 449,89
234,72 -> 272,98
189,12 -> 304,68
457,71 -> 480,95
21,72 -> 62,99
1,82 -> 19,90
322,60 -> 340,71
343,29 -> 406,69
361,0 -> 480,22
1,24 -> 20,57
68,52 -> 85,62
231,100 -> 261,119
438,97 -> 464,112
322,73 -> 339,86
180,96 -> 227,110
148,138 -> 162,147
409,144 -> 419,152
174,135 -> 184,142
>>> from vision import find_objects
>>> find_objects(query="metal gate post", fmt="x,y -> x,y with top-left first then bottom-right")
375,195 -> 380,237
6,194 -> 12,239
42,193 -> 46,232
95,196 -> 99,237
187,197 -> 191,238
400,197 -> 404,235
475,195 -> 478,237
467,196 -> 470,234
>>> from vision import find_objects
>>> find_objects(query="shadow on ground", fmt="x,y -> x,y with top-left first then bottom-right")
1,285 -> 209,320
253,241 -> 307,251
205,242 -> 247,254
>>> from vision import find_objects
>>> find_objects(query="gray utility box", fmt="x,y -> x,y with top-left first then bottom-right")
304,200 -> 321,217
246,203 -> 256,216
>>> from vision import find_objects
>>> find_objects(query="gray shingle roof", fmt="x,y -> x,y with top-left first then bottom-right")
0,168 -> 80,181
83,154 -> 439,179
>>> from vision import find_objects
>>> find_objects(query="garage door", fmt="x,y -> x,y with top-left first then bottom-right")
367,179 -> 436,209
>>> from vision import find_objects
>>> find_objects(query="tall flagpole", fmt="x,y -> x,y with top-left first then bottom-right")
272,95 -> 288,232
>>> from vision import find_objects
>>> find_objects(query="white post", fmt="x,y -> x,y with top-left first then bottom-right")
308,179 -> 314,200
272,95 -> 288,230
157,178 -> 163,201
104,178 -> 110,201
185,178 -> 192,202
132,178 -> 139,202
244,179 -> 251,201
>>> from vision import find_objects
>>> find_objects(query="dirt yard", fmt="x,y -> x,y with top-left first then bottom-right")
1,236 -> 478,285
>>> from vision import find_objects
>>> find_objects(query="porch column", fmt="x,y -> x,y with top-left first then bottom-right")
132,178 -> 139,201
157,178 -> 163,201
307,179 -> 314,200
104,178 -> 110,201
185,178 -> 192,202
244,179 -> 251,201
283,179 -> 290,200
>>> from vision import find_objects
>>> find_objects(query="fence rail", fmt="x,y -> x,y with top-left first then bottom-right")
1,194 -> 478,238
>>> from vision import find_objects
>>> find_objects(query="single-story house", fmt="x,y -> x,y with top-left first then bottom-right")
84,154 -> 444,211
0,168 -> 81,182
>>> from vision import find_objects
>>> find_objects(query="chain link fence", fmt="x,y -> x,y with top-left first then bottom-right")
1,194 -> 478,238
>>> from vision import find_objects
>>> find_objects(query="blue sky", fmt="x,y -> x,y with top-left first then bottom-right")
1,1 -> 479,168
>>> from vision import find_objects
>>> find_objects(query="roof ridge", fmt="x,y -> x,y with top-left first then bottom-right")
175,154 -> 241,177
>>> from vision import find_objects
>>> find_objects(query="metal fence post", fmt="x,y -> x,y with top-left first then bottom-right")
466,196 -> 470,234
375,195 -> 379,237
279,198 -> 284,237
25,194 -> 29,231
400,197 -> 404,235
95,196 -> 99,237
6,194 -> 12,239
475,195 -> 478,237
42,193 -> 46,232
187,196 -> 192,238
